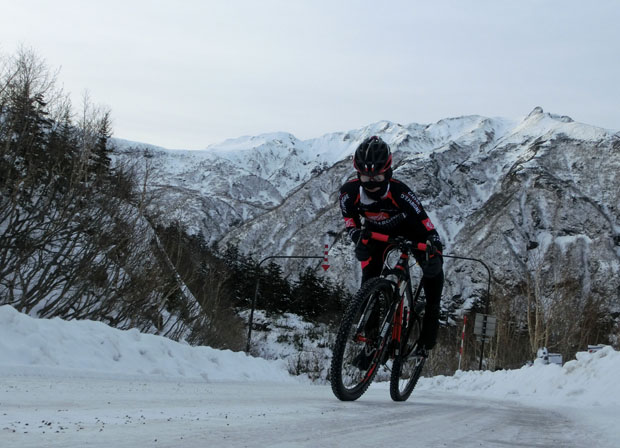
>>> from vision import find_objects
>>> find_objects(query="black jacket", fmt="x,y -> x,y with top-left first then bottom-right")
338,177 -> 443,250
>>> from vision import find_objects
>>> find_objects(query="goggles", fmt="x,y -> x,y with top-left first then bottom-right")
359,173 -> 386,183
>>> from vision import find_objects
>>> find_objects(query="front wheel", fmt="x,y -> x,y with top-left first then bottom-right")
389,313 -> 426,402
330,278 -> 393,401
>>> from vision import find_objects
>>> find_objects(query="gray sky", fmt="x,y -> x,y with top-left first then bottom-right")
2,0 -> 619,149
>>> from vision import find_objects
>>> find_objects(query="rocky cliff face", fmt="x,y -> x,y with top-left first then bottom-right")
115,108 -> 620,320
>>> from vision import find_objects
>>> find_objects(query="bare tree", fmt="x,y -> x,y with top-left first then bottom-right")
0,47 -> 212,344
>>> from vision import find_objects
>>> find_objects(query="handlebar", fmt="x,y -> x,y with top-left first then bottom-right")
364,231 -> 428,253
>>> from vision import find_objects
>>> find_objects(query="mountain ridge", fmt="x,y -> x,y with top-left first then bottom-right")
115,108 -> 620,323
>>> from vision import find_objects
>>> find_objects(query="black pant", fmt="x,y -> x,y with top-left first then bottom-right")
361,241 -> 443,350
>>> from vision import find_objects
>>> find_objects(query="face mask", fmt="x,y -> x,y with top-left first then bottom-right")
362,179 -> 389,199
359,173 -> 385,183
359,168 -> 391,199
361,179 -> 383,190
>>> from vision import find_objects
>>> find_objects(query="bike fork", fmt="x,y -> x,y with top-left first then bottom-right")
391,299 -> 410,358
391,300 -> 403,356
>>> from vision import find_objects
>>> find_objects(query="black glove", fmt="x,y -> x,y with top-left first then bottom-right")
352,228 -> 371,261
355,240 -> 370,261
421,240 -> 443,278
427,236 -> 443,255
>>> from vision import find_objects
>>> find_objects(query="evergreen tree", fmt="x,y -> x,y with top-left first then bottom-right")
292,267 -> 329,318
91,109 -> 112,177
260,261 -> 292,313
220,243 -> 259,307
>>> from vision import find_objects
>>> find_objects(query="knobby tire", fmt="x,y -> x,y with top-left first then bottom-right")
330,278 -> 393,401
389,314 -> 425,401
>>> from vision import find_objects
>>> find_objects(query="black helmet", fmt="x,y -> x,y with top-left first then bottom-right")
353,136 -> 392,174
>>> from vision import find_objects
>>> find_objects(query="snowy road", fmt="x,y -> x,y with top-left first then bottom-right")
1,377 -> 604,448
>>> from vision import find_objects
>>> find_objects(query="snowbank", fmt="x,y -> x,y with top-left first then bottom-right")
2,303 -> 619,413
0,305 -> 297,383
418,346 -> 620,408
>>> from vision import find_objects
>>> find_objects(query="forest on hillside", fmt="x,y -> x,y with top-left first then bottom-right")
0,48 -> 347,353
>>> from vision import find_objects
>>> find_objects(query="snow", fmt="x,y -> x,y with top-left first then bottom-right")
2,304 -> 620,445
505,106 -> 612,145
207,132 -> 299,153
416,348 -> 620,445
420,348 -> 620,408
0,305 -> 295,384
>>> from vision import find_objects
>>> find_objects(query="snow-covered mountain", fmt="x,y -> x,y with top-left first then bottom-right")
115,107 -> 620,319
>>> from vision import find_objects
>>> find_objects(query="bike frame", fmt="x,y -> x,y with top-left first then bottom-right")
360,234 -> 427,375
391,265 -> 425,359
332,228 -> 491,401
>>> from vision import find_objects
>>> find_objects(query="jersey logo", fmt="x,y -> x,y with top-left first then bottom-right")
400,192 -> 422,214
422,218 -> 435,231
344,217 -> 356,228
364,211 -> 390,221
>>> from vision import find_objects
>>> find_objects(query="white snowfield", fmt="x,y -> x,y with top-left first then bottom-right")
0,305 -> 295,384
1,305 -> 619,447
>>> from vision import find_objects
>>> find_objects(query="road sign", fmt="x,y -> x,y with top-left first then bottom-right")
473,313 -> 497,339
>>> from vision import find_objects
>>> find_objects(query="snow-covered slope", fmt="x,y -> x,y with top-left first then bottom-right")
2,302 -> 619,402
0,305 -> 294,383
1,303 -> 620,410
3,304 -> 620,446
115,108 -> 620,319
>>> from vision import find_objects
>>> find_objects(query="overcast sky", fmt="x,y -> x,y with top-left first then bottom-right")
2,0 -> 619,149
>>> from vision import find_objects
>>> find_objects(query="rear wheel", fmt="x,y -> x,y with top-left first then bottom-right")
330,278 -> 393,401
390,313 -> 426,401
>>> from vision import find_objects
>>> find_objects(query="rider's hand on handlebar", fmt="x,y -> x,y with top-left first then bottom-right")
355,229 -> 370,261
353,228 -> 372,261
421,239 -> 443,277
355,241 -> 370,261
424,240 -> 442,257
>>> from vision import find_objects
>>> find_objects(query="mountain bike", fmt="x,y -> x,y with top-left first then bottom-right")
330,231 -> 430,402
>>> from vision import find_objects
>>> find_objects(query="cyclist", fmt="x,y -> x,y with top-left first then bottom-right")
338,136 -> 444,363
